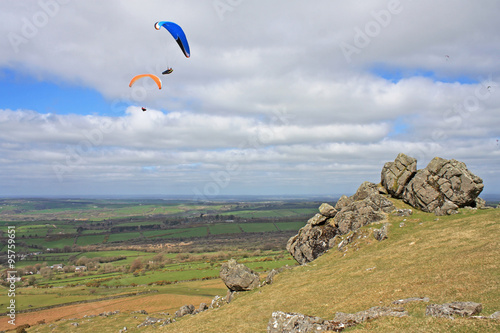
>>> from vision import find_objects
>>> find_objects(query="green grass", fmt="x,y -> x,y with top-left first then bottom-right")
221,208 -> 315,218
208,223 -> 241,235
143,227 -> 208,239
275,221 -> 305,231
23,237 -> 75,249
239,222 -> 278,233
107,232 -> 143,243
74,250 -> 156,267
76,235 -> 106,246
76,250 -> 151,259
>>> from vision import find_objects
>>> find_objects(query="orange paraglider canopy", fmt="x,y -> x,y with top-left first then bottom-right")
129,74 -> 162,89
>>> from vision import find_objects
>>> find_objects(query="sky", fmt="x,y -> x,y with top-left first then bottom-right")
0,0 -> 499,199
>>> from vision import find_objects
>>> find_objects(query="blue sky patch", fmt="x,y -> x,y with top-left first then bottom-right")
0,68 -> 113,116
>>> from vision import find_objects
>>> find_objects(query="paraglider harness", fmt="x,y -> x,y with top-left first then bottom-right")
162,68 -> 173,75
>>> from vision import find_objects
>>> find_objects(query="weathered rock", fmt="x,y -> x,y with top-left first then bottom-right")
175,304 -> 195,318
307,213 -> 328,226
490,311 -> 500,319
219,259 -> 260,291
352,181 -> 380,201
265,268 -> 280,285
333,196 -> 389,235
366,192 -> 396,213
286,221 -> 337,265
434,200 -> 459,216
287,182 -> 394,264
210,295 -> 225,309
267,311 -> 345,332
334,306 -> 408,326
197,303 -> 208,313
335,195 -> 353,211
381,153 -> 418,198
392,208 -> 413,217
225,289 -> 236,303
264,266 -> 290,285
373,224 -> 389,241
425,301 -> 482,319
475,197 -> 486,209
402,157 -> 483,215
319,203 -> 337,217
377,183 -> 388,195
137,316 -> 172,328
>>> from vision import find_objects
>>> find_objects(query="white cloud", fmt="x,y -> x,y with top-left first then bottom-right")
0,0 -> 499,196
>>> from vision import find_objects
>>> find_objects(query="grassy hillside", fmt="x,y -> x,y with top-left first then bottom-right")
160,200 -> 499,332
26,200 -> 500,332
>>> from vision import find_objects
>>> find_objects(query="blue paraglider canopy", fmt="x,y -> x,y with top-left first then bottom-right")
154,21 -> 190,58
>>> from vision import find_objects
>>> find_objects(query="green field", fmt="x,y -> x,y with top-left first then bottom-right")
220,208 -> 317,218
239,222 -> 278,233
10,220 -> 306,251
275,221 -> 306,231
23,237 -> 75,249
107,231 -> 143,242
0,197 -> 318,329
208,223 -> 241,235
76,234 -> 106,246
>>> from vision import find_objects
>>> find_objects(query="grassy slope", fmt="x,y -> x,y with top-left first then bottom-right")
156,200 -> 500,333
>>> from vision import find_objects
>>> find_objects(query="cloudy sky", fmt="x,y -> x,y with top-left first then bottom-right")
1,0 -> 499,198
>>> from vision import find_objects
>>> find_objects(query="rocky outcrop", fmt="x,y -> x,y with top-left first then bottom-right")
268,299 -> 498,333
287,182 -> 394,264
287,153 -> 484,265
392,208 -> 413,217
380,154 -> 484,215
425,301 -> 482,319
332,185 -> 394,235
286,216 -> 338,265
373,224 -> 389,241
399,157 -> 483,215
267,311 -> 345,332
175,304 -> 194,318
219,259 -> 260,291
319,203 -> 337,217
334,306 -> 408,326
210,295 -> 225,309
268,306 -> 409,332
381,153 -> 417,198
137,316 -> 173,328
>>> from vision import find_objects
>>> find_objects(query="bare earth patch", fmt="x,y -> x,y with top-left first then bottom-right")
0,293 -> 212,330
